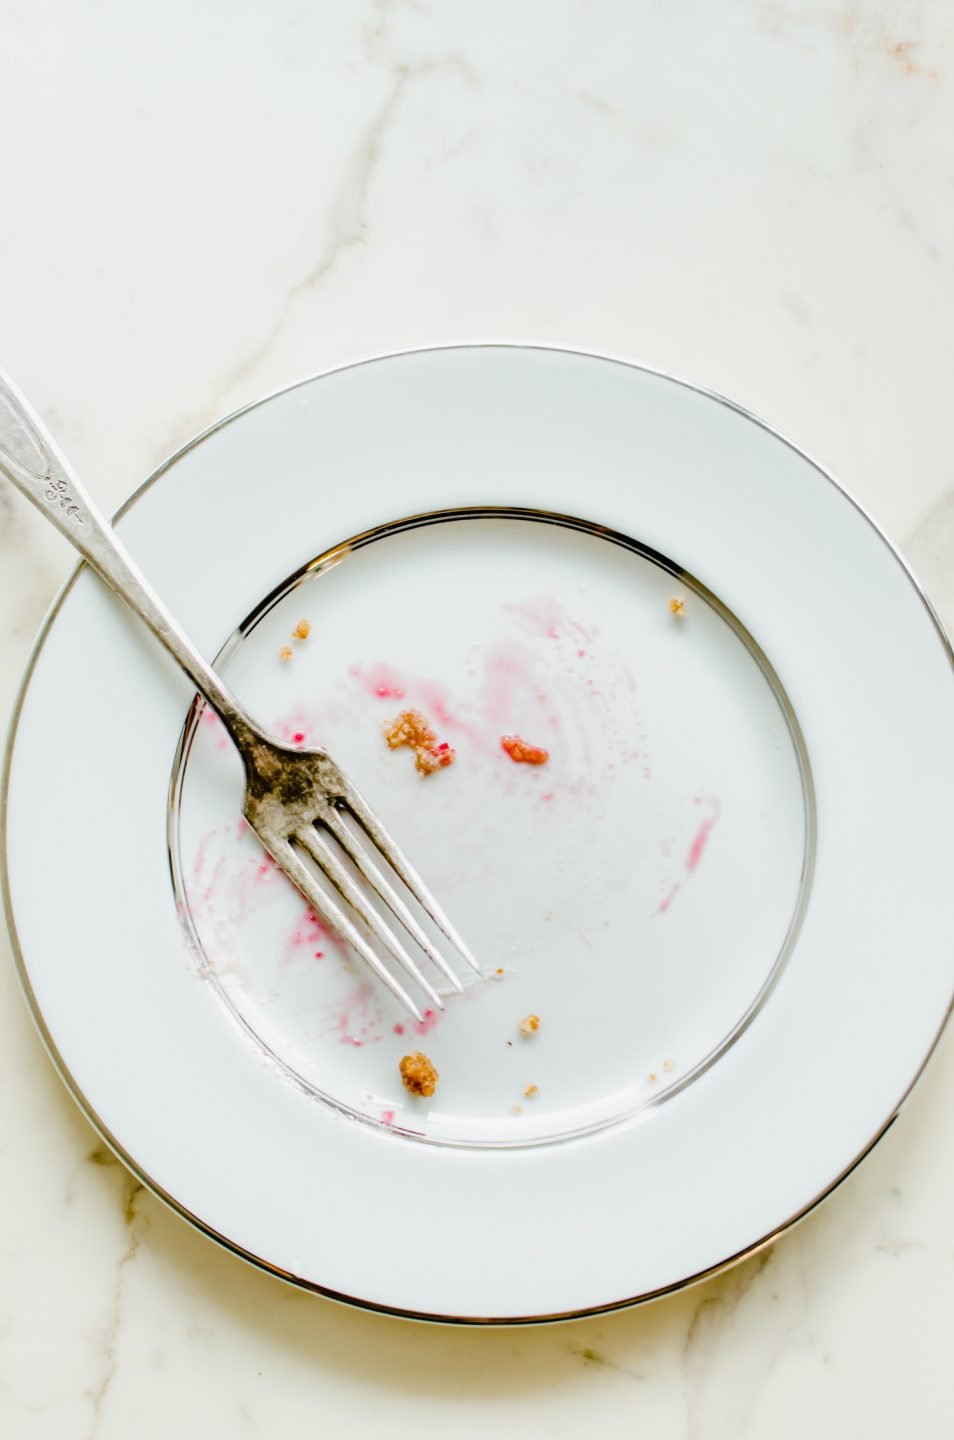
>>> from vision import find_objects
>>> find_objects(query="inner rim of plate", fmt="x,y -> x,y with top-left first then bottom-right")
168,507 -> 815,1149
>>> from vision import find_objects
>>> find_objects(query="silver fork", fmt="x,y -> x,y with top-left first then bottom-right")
0,371 -> 479,1021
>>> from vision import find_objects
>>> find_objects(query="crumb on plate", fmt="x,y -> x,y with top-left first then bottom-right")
293,618 -> 311,640
399,1051 -> 438,1098
385,709 -> 456,776
524,1083 -> 538,1098
519,1013 -> 540,1036
512,1104 -> 522,1116
415,740 -> 455,775
663,1058 -> 675,1071
501,734 -> 550,765
278,645 -> 294,662
669,597 -> 686,617
386,708 -> 435,750
648,1071 -> 657,1083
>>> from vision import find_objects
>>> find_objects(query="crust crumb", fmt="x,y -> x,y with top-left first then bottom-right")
386,709 -> 456,776
399,1051 -> 438,1097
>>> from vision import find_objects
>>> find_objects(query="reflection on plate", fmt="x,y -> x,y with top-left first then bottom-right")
172,512 -> 813,1147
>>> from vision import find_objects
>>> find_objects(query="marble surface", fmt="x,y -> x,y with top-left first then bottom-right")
2,0 -> 953,1433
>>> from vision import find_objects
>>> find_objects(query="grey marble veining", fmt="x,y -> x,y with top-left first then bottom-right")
1,1 -> 952,1436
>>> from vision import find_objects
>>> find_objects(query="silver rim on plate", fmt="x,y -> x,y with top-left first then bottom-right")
3,343 -> 952,1323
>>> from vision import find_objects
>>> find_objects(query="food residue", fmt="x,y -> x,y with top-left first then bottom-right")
663,1058 -> 675,1072
519,1013 -> 540,1036
501,734 -> 550,765
293,618 -> 312,640
524,1083 -> 538,1098
278,645 -> 293,662
669,596 -> 686,617
512,1104 -> 522,1116
386,709 -> 456,776
399,1051 -> 439,1097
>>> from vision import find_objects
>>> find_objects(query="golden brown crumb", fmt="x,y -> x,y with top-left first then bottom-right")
663,1058 -> 675,1071
414,743 -> 455,776
648,1072 -> 657,1083
669,597 -> 686,617
385,709 -> 456,776
512,1104 -> 522,1115
399,1051 -> 438,1098
386,709 -> 435,750
519,1014 -> 540,1036
524,1084 -> 538,1098
293,618 -> 311,640
279,645 -> 294,662
495,967 -> 505,976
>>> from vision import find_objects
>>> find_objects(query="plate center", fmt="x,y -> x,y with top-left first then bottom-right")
170,511 -> 814,1147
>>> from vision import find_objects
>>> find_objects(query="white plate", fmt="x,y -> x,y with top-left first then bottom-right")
3,345 -> 953,1321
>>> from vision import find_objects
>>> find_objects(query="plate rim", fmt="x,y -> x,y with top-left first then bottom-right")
3,340 -> 953,1325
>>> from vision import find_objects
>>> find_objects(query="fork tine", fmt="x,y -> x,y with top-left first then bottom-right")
323,808 -> 464,995
268,839 -> 426,1022
295,826 -> 445,1013
339,784 -> 481,976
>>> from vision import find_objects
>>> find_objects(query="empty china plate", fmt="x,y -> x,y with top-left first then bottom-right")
4,346 -> 953,1321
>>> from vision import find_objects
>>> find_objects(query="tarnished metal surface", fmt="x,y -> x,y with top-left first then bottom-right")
0,369 -> 477,1020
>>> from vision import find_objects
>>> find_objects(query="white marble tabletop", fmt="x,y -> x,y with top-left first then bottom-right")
2,1 -> 953,1434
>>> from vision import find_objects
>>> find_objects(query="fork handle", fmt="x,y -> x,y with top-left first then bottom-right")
0,369 -> 259,750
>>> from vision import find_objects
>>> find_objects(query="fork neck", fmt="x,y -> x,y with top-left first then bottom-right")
195,680 -> 265,757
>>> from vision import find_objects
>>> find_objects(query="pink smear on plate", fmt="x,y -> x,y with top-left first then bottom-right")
655,797 -> 722,915
199,704 -> 230,751
353,663 -> 459,731
350,590 -> 639,796
285,904 -> 345,961
333,979 -> 383,1047
255,850 -> 276,882
506,595 -> 599,646
687,796 -> 722,873
657,882 -> 681,914
357,662 -> 406,700
421,686 -> 455,727
505,595 -> 565,639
